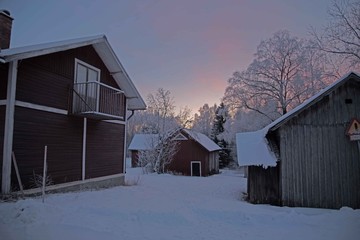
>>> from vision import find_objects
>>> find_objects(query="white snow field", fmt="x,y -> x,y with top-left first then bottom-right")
0,168 -> 359,240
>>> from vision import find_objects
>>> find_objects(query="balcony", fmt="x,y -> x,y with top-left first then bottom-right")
70,81 -> 125,120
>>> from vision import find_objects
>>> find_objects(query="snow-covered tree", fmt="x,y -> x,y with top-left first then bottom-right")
146,88 -> 177,133
192,103 -> 217,137
223,30 -> 329,120
129,88 -> 184,173
137,129 -> 180,174
311,0 -> 360,69
211,103 -> 232,168
175,106 -> 193,128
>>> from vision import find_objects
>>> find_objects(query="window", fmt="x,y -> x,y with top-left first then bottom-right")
74,59 -> 100,112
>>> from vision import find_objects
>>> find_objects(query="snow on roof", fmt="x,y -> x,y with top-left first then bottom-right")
236,129 -> 277,167
0,35 -> 104,61
183,129 -> 221,152
128,129 -> 221,152
267,72 -> 360,131
236,72 -> 360,167
0,35 -> 146,110
128,134 -> 159,150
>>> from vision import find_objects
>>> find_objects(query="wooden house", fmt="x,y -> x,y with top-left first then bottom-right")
0,10 -> 146,195
128,129 -> 221,176
236,72 -> 360,209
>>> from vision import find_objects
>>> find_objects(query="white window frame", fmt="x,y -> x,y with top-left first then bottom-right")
74,58 -> 101,111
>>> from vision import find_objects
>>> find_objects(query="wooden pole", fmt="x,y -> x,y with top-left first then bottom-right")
11,152 -> 23,196
42,146 -> 47,203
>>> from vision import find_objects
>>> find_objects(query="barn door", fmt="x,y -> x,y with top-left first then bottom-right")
191,161 -> 201,177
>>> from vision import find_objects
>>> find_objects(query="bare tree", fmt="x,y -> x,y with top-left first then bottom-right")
311,0 -> 360,69
147,88 -> 176,133
223,30 -> 328,119
137,129 -> 180,174
132,88 -> 182,173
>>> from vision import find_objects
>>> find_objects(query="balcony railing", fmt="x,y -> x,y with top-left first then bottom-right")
71,81 -> 125,120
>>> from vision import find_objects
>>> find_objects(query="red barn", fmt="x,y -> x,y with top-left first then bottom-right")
128,129 -> 221,176
0,11 -> 146,195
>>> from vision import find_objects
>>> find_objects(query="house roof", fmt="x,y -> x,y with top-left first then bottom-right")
236,72 -> 360,167
0,35 -> 146,110
128,129 -> 221,152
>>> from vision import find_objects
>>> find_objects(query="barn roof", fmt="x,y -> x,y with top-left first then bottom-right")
0,35 -> 146,110
128,129 -> 221,152
182,129 -> 221,152
236,72 -> 360,167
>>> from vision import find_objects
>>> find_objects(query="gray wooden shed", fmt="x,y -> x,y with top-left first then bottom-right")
237,72 -> 360,209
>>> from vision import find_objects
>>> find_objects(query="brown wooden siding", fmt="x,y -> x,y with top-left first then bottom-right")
15,46 -> 124,114
85,120 -> 125,179
0,106 -> 5,185
247,165 -> 280,205
278,79 -> 360,209
168,138 -> 210,176
0,63 -> 8,99
11,107 -> 83,190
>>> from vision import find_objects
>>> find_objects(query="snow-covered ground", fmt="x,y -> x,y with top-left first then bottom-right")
0,168 -> 359,240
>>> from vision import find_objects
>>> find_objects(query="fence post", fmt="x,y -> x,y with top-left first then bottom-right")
42,145 -> 47,203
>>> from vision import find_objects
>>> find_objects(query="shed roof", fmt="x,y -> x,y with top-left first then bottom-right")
236,72 -> 360,167
267,72 -> 360,131
0,35 -> 146,110
236,129 -> 277,167
182,129 -> 221,152
128,129 -> 221,152
128,134 -> 159,151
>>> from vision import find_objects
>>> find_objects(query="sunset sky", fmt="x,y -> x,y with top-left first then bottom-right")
2,0 -> 333,113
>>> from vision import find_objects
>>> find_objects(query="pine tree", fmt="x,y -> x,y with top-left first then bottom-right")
211,103 -> 232,168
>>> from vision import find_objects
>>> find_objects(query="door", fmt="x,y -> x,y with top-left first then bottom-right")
191,161 -> 201,177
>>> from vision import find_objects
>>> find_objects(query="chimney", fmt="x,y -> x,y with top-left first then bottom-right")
0,10 -> 13,49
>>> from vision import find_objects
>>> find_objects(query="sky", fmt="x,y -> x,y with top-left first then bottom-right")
1,0 -> 333,113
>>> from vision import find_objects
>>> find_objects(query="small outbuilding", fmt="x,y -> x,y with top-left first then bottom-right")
236,72 -> 360,209
128,129 -> 221,176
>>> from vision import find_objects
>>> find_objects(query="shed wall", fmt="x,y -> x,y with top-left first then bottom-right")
279,80 -> 360,209
247,165 -> 280,205
169,139 -> 209,176
131,150 -> 139,167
